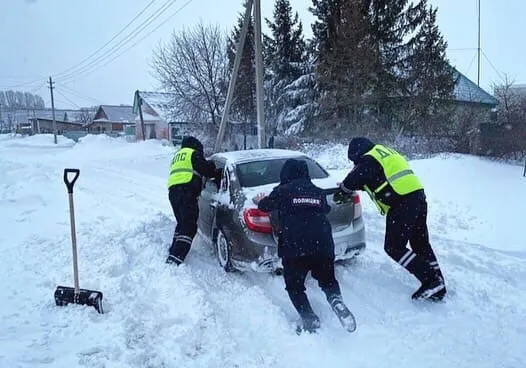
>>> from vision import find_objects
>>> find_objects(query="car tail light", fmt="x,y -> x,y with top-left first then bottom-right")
243,208 -> 273,234
352,193 -> 362,219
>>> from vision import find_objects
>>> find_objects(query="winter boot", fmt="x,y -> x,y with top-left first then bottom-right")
296,313 -> 321,334
330,296 -> 357,332
412,276 -> 446,301
166,254 -> 183,266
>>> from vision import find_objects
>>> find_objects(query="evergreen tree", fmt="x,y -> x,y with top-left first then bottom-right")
264,0 -> 307,133
367,0 -> 427,127
279,44 -> 318,135
403,4 -> 454,132
227,2 -> 256,125
310,0 -> 377,129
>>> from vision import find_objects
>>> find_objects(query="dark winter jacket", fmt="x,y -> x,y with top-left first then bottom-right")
257,158 -> 334,259
170,136 -> 217,199
340,137 -> 425,208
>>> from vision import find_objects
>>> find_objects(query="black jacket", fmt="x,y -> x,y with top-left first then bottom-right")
257,159 -> 334,259
340,137 -> 424,208
170,136 -> 217,198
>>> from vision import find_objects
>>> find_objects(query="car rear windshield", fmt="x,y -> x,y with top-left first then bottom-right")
236,157 -> 329,188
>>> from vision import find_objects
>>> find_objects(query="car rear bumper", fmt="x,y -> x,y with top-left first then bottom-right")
231,218 -> 366,273
333,217 -> 366,261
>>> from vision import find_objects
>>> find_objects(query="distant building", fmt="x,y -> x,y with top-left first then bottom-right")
27,117 -> 83,134
86,105 -> 135,133
508,84 -> 526,98
451,68 -> 499,108
132,91 -> 177,140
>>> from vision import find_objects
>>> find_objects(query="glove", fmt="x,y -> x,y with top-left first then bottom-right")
333,190 -> 352,204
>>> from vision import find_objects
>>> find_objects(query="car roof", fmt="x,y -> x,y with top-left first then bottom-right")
211,149 -> 308,164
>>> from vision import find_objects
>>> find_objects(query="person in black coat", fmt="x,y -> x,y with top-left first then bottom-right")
335,137 -> 446,301
254,158 -> 355,333
166,136 -> 219,265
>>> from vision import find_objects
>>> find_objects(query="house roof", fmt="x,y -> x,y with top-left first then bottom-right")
133,90 -> 179,122
452,69 -> 499,106
94,105 -> 135,123
33,118 -> 83,126
1,108 -> 88,124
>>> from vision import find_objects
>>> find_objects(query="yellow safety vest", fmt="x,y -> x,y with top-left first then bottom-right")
363,144 -> 423,215
167,147 -> 201,188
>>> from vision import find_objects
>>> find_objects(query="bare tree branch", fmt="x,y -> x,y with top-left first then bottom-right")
151,22 -> 229,126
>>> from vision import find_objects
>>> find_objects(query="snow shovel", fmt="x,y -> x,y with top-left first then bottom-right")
54,168 -> 104,314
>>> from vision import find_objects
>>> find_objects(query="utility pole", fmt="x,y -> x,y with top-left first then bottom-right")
253,0 -> 265,148
214,0 -> 254,152
477,0 -> 481,86
48,76 -> 57,144
138,96 -> 146,141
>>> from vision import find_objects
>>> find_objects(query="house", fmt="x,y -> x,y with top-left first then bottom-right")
132,91 -> 180,140
132,90 -> 210,142
86,105 -> 135,133
451,68 -> 499,108
28,117 -> 83,134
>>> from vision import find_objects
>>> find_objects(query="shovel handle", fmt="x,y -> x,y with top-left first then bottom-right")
64,169 -> 80,194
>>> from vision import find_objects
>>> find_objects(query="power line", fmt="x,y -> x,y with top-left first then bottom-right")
464,52 -> 478,76
56,0 -> 178,83
58,0 -> 193,85
53,0 -> 158,79
0,78 -> 47,90
481,49 -> 505,82
55,88 -> 82,109
59,84 -> 103,105
1,1 -> 161,90
55,0 -> 179,83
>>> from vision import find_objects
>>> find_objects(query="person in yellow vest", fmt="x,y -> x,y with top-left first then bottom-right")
334,137 -> 446,301
166,136 -> 219,265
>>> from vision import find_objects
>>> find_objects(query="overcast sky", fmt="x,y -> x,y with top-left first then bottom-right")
1,0 -> 524,109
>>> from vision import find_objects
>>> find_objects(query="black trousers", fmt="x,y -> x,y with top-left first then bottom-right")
384,192 -> 442,283
282,255 -> 342,319
168,187 -> 199,263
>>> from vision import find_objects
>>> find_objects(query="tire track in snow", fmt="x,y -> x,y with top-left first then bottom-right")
51,214 -> 259,368
28,155 -> 524,368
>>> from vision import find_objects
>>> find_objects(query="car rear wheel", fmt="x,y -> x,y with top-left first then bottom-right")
216,229 -> 234,272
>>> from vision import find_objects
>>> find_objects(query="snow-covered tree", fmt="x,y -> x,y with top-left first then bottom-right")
264,0 -> 308,134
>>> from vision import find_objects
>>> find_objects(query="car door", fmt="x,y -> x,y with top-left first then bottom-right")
197,159 -> 225,239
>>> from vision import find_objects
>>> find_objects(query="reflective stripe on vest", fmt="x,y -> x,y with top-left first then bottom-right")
167,147 -> 198,188
363,144 -> 423,215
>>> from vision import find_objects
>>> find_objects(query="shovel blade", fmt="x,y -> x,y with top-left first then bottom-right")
54,286 -> 104,314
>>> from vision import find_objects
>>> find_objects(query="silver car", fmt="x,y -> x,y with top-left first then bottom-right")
197,149 -> 366,273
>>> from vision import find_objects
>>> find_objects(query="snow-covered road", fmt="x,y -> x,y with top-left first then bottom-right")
1,134 -> 525,368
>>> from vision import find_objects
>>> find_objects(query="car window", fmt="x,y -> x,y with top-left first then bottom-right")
201,159 -> 225,193
236,157 -> 329,188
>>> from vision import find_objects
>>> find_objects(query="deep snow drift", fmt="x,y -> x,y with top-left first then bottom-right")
1,133 -> 525,368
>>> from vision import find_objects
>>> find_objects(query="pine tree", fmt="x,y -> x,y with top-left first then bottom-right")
367,0 -> 427,128
310,0 -> 377,129
227,2 -> 256,124
403,4 -> 454,132
264,0 -> 307,133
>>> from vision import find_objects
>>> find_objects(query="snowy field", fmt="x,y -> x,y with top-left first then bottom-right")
1,133 -> 525,368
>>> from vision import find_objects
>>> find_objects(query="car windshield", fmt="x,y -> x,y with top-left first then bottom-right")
236,157 -> 329,188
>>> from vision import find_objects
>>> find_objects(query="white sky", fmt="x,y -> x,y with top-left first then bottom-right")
0,0 -> 524,109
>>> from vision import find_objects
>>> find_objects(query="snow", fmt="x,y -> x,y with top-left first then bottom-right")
212,148 -> 306,164
1,133 -> 525,368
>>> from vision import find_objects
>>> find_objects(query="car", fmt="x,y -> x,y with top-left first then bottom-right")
197,148 -> 366,273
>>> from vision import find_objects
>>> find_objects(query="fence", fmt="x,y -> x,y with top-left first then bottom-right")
479,123 -> 526,158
